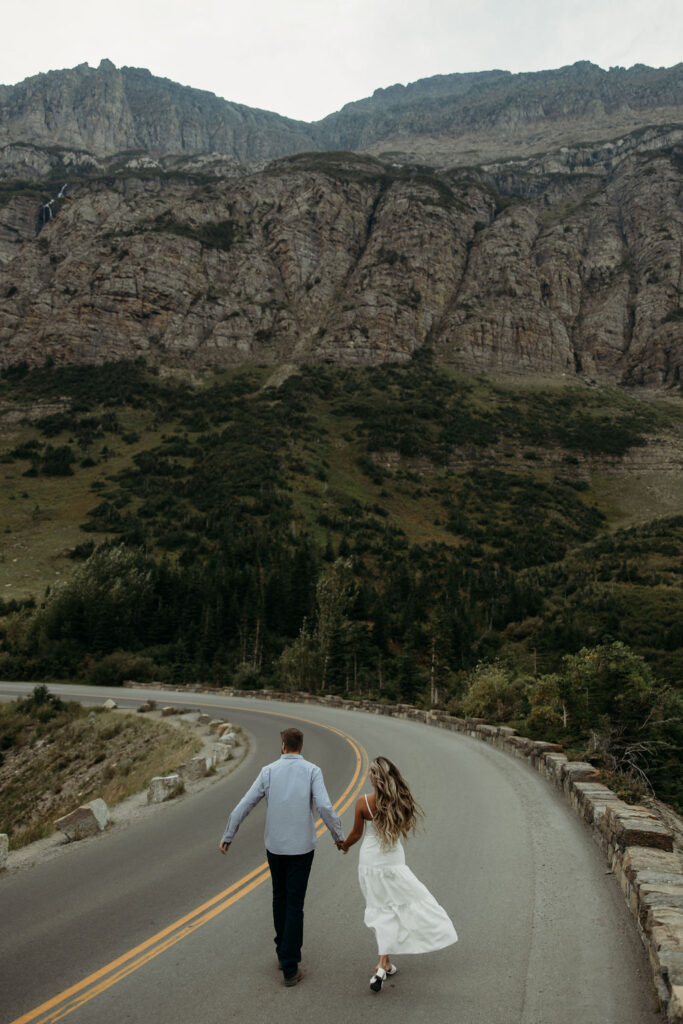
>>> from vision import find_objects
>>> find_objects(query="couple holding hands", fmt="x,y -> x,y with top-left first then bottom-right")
219,727 -> 457,991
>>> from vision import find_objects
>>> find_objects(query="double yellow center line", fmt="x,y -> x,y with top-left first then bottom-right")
10,702 -> 368,1024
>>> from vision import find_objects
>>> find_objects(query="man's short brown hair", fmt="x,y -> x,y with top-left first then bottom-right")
280,727 -> 304,752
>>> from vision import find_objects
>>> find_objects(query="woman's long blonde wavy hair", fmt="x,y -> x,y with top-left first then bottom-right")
369,756 -> 424,848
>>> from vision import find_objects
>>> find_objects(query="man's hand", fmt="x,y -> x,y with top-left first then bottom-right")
219,841 -> 231,854
336,840 -> 347,854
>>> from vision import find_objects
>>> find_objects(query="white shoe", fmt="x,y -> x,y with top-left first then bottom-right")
370,967 -> 387,992
386,963 -> 397,976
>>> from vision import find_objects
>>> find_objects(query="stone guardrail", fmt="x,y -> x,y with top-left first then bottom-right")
123,681 -> 683,1021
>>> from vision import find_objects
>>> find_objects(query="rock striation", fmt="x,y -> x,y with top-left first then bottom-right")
0,132 -> 680,385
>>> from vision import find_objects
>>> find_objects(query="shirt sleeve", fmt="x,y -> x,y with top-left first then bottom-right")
220,769 -> 267,844
310,765 -> 344,843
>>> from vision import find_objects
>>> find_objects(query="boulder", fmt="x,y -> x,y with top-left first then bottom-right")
182,755 -> 210,781
219,732 -> 237,747
137,702 -> 153,713
216,722 -> 234,737
212,743 -> 232,764
208,719 -> 225,734
197,714 -> 211,726
103,699 -> 117,710
161,706 -> 177,717
147,774 -> 182,803
55,798 -> 110,840
0,833 -> 8,869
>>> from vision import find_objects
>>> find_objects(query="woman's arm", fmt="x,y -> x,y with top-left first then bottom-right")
340,795 -> 369,852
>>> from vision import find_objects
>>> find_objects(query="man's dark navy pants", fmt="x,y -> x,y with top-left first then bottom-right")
266,849 -> 314,979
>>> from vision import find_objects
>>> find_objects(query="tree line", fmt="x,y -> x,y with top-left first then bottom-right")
0,356 -> 681,807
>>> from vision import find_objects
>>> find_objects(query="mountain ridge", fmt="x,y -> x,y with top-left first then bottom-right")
1,59 -> 682,167
0,60 -> 680,385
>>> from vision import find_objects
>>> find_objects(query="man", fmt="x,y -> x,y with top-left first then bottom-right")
219,727 -> 344,986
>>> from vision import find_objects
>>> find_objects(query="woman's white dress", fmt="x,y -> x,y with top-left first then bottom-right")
358,796 -> 458,955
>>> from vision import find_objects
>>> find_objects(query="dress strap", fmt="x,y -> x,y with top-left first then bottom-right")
364,793 -> 374,819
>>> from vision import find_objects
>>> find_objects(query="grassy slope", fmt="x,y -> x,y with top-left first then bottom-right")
0,359 -> 681,680
0,412 -> 165,599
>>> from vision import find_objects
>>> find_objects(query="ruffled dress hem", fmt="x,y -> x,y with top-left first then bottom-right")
358,825 -> 458,956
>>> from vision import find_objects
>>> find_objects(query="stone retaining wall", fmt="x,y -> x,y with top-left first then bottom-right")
123,681 -> 683,1021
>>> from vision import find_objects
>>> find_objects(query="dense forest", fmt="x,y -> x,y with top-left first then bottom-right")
0,356 -> 681,807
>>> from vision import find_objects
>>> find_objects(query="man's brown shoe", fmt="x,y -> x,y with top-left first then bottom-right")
283,969 -> 304,987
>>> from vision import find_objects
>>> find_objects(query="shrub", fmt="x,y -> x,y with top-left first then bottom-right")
231,663 -> 263,689
461,662 -> 527,721
85,651 -> 159,687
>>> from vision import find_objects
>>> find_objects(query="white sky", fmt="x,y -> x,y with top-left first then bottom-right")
3,0 -> 681,122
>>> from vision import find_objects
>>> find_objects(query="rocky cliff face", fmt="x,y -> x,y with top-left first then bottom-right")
320,61 -> 683,165
0,130 -> 680,385
1,60 -> 682,167
0,60 -> 318,161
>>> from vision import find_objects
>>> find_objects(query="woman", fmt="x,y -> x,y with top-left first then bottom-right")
340,756 -> 457,992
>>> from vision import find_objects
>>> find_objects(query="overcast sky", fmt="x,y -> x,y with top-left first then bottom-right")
4,0 -> 681,122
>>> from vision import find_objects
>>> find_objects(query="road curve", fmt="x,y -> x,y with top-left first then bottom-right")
0,683 -> 658,1024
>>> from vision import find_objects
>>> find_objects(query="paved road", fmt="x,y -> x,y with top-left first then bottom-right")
0,683 -> 659,1024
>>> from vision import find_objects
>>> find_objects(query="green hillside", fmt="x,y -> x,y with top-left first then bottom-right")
0,357 -> 681,806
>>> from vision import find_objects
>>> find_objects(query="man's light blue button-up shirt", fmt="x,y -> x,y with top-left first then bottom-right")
221,753 -> 344,855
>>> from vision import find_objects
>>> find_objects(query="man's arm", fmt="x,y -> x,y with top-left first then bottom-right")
311,765 -> 344,844
218,769 -> 267,852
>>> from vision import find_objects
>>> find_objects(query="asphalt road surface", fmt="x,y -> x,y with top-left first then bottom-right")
0,683 -> 659,1024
